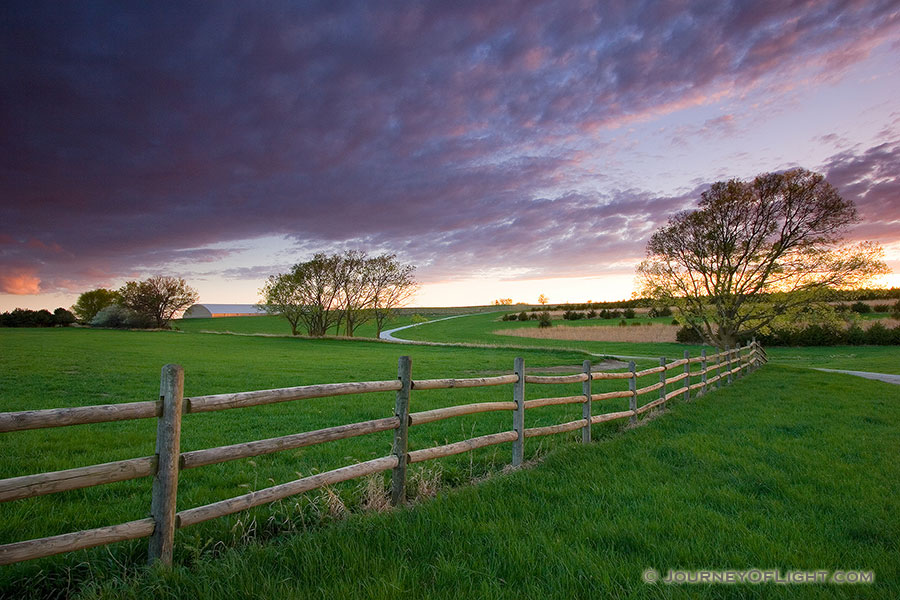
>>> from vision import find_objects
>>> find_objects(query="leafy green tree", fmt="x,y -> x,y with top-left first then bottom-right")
637,168 -> 888,347
260,254 -> 343,336
72,288 -> 121,323
368,254 -> 417,338
118,276 -> 199,329
53,307 -> 76,326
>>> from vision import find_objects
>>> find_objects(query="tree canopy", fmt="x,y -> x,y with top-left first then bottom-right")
72,288 -> 121,323
260,251 -> 416,337
637,168 -> 888,347
118,275 -> 199,329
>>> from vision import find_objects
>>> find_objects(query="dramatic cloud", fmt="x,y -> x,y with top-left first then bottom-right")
1,0 -> 898,300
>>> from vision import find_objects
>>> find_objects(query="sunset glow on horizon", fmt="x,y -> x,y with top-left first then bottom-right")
2,2 -> 899,312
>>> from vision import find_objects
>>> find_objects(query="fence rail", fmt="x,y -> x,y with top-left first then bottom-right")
0,341 -> 766,566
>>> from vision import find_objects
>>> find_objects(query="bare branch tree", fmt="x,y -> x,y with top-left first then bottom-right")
260,253 -> 343,336
368,254 -> 417,338
637,168 -> 888,347
118,276 -> 199,329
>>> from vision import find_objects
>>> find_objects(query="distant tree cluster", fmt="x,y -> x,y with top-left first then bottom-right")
260,251 -> 417,337
74,276 -> 198,329
0,307 -> 76,328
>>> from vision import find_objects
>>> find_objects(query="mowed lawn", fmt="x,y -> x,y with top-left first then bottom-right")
1,326 -> 899,598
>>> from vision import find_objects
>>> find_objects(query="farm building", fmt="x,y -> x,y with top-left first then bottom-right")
182,304 -> 268,318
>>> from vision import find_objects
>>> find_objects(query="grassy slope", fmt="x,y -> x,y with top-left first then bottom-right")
79,366 -> 900,599
0,328 -> 612,594
3,321 -> 899,598
397,312 -> 900,373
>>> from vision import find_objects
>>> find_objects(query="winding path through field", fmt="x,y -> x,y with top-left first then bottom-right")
813,368 -> 900,385
381,315 -> 900,383
379,313 -> 479,342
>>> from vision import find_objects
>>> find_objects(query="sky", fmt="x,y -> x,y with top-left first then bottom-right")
2,0 -> 899,312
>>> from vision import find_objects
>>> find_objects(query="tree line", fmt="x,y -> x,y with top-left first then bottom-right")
72,276 -> 199,329
260,251 -> 416,337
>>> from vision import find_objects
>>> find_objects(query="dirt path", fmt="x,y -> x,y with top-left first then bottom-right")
813,369 -> 900,385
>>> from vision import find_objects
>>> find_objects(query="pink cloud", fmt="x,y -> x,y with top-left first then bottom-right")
0,268 -> 42,295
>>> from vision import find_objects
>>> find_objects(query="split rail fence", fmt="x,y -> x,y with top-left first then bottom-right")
0,341 -> 766,566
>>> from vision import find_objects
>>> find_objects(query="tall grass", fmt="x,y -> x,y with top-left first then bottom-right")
67,367 -> 900,599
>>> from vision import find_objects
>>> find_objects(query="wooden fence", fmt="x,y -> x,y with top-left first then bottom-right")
0,341 -> 767,566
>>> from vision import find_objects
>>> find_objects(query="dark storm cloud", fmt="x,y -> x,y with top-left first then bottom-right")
2,0 -> 898,293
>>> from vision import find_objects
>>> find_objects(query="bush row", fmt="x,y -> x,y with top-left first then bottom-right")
676,323 -> 900,346
0,308 -> 76,328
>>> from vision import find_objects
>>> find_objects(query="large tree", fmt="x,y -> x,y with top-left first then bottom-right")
368,254 -> 417,338
118,276 -> 199,329
260,253 -> 343,336
334,249 -> 375,337
637,168 -> 887,347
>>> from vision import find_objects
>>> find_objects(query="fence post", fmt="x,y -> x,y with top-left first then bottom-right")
683,350 -> 690,402
742,342 -> 750,376
512,357 -> 525,467
628,361 -> 637,425
148,364 -> 184,566
716,347 -> 723,389
726,345 -> 733,385
700,349 -> 707,396
751,337 -> 758,371
659,357 -> 666,405
391,356 -> 411,506
582,360 -> 591,443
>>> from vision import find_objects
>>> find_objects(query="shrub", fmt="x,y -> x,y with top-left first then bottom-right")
845,325 -> 867,345
676,326 -> 704,343
538,312 -> 552,328
623,308 -> 636,319
90,305 -> 152,329
517,311 -> 529,322
618,319 -> 627,327
599,309 -> 610,319
53,307 -> 77,326
892,300 -> 900,319
587,309 -> 597,319
648,305 -> 673,318
865,322 -> 893,345
851,301 -> 872,314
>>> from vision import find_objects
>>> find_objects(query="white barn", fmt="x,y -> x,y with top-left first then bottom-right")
182,304 -> 268,318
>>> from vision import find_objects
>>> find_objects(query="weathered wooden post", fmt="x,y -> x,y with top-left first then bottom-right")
700,349 -> 708,396
148,364 -> 184,566
683,350 -> 690,402
582,360 -> 591,443
726,345 -> 733,385
658,357 -> 666,405
628,361 -> 637,426
391,356 -> 411,506
512,357 -> 525,467
713,348 -> 721,389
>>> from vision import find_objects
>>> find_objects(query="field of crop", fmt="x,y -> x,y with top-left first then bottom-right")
2,313 -> 899,598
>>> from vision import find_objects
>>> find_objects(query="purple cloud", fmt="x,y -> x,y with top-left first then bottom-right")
2,0 -> 899,295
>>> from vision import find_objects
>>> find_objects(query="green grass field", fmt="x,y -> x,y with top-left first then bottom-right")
2,316 -> 899,598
